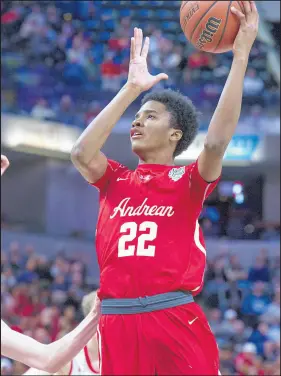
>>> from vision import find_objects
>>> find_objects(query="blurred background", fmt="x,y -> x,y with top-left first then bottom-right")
1,1 -> 280,375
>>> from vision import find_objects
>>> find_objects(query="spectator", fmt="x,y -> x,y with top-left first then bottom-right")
55,95 -> 79,125
45,5 -> 61,33
248,322 -> 269,356
241,282 -> 271,326
85,100 -> 102,124
248,256 -> 270,283
260,286 -> 280,324
207,308 -> 222,336
231,320 -> 252,347
66,34 -> 88,67
108,29 -> 130,52
31,98 -> 56,120
101,52 -> 122,92
219,343 -> 236,375
1,267 -> 17,289
51,274 -> 69,292
216,309 -> 239,341
19,4 -> 45,39
57,21 -> 74,48
234,342 -> 265,375
28,24 -> 57,62
243,68 -> 265,105
17,257 -> 39,284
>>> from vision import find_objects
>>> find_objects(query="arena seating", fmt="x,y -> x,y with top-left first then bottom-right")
1,1 -> 280,129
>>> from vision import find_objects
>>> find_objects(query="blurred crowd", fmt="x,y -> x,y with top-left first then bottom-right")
1,1 -> 280,130
202,247 -> 280,375
1,240 -> 280,375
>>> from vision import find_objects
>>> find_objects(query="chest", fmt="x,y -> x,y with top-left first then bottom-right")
102,169 -> 189,222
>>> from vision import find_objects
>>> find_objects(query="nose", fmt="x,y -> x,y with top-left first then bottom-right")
132,120 -> 143,128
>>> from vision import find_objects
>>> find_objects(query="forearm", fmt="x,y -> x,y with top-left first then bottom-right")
23,363 -> 70,376
205,55 -> 248,152
71,83 -> 140,164
44,311 -> 99,373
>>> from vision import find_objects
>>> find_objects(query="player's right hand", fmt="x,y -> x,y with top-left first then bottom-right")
126,27 -> 168,93
1,155 -> 10,176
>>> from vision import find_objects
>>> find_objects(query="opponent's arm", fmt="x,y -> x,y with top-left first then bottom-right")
1,297 -> 100,373
1,154 -> 10,176
71,27 -> 167,184
23,363 -> 71,376
198,1 -> 259,182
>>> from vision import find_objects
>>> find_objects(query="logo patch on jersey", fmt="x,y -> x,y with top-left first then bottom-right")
139,174 -> 151,182
168,166 -> 186,182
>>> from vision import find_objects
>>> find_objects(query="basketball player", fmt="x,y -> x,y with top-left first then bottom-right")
24,291 -> 100,376
71,2 -> 258,375
1,155 -> 101,373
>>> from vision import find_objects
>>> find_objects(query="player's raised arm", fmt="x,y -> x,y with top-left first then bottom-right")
71,27 -> 168,184
1,296 -> 100,373
197,1 -> 259,182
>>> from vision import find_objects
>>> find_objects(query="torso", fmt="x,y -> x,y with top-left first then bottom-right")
95,161 -> 217,299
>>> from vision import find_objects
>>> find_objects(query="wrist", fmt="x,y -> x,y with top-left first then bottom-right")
232,53 -> 249,69
233,51 -> 250,64
124,82 -> 143,97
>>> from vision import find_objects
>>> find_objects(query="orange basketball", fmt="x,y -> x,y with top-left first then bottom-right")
180,1 -> 243,53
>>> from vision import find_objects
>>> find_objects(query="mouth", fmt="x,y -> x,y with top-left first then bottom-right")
130,129 -> 143,139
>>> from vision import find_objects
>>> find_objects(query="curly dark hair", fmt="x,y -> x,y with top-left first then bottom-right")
141,89 -> 199,157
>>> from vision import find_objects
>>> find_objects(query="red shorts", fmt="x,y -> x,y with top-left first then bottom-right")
98,302 -> 219,375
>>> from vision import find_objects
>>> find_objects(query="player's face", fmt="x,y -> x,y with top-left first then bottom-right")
130,101 -> 182,159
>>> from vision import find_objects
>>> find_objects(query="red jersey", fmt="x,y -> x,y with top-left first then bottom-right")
93,159 -> 219,299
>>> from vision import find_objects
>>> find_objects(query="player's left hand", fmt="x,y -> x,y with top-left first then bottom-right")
1,155 -> 10,176
231,1 -> 259,59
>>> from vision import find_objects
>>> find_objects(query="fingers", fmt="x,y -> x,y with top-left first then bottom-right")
250,1 -> 257,12
250,1 -> 259,23
131,27 -> 150,59
141,37 -> 150,58
134,27 -> 142,56
241,1 -> 251,17
231,6 -> 246,26
154,73 -> 169,85
130,37 -> 135,60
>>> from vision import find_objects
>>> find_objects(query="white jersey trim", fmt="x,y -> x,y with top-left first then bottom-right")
97,325 -> 102,375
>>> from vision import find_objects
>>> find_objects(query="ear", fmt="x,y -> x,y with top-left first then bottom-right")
170,129 -> 183,142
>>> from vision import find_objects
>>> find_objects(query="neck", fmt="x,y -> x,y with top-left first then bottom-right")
138,150 -> 174,166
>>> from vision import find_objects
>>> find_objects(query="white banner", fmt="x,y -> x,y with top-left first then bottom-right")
1,114 -> 81,154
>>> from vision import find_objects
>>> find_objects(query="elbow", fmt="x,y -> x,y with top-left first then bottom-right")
70,144 -> 85,166
43,358 -> 59,374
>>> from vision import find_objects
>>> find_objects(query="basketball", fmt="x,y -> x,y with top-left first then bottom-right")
180,1 -> 243,53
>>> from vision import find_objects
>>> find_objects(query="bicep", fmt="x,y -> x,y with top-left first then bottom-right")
71,150 -> 108,184
1,321 -> 47,369
197,147 -> 223,183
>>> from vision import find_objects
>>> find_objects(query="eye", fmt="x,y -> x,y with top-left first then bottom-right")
148,114 -> 156,119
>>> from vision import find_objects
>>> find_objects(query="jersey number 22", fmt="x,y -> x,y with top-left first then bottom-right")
118,221 -> 158,257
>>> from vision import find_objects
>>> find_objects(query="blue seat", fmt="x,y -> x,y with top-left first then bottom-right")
138,9 -> 151,18
158,9 -> 174,19
162,21 -> 178,31
84,20 -> 101,30
104,19 -> 116,30
119,8 -> 131,17
99,31 -> 111,42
